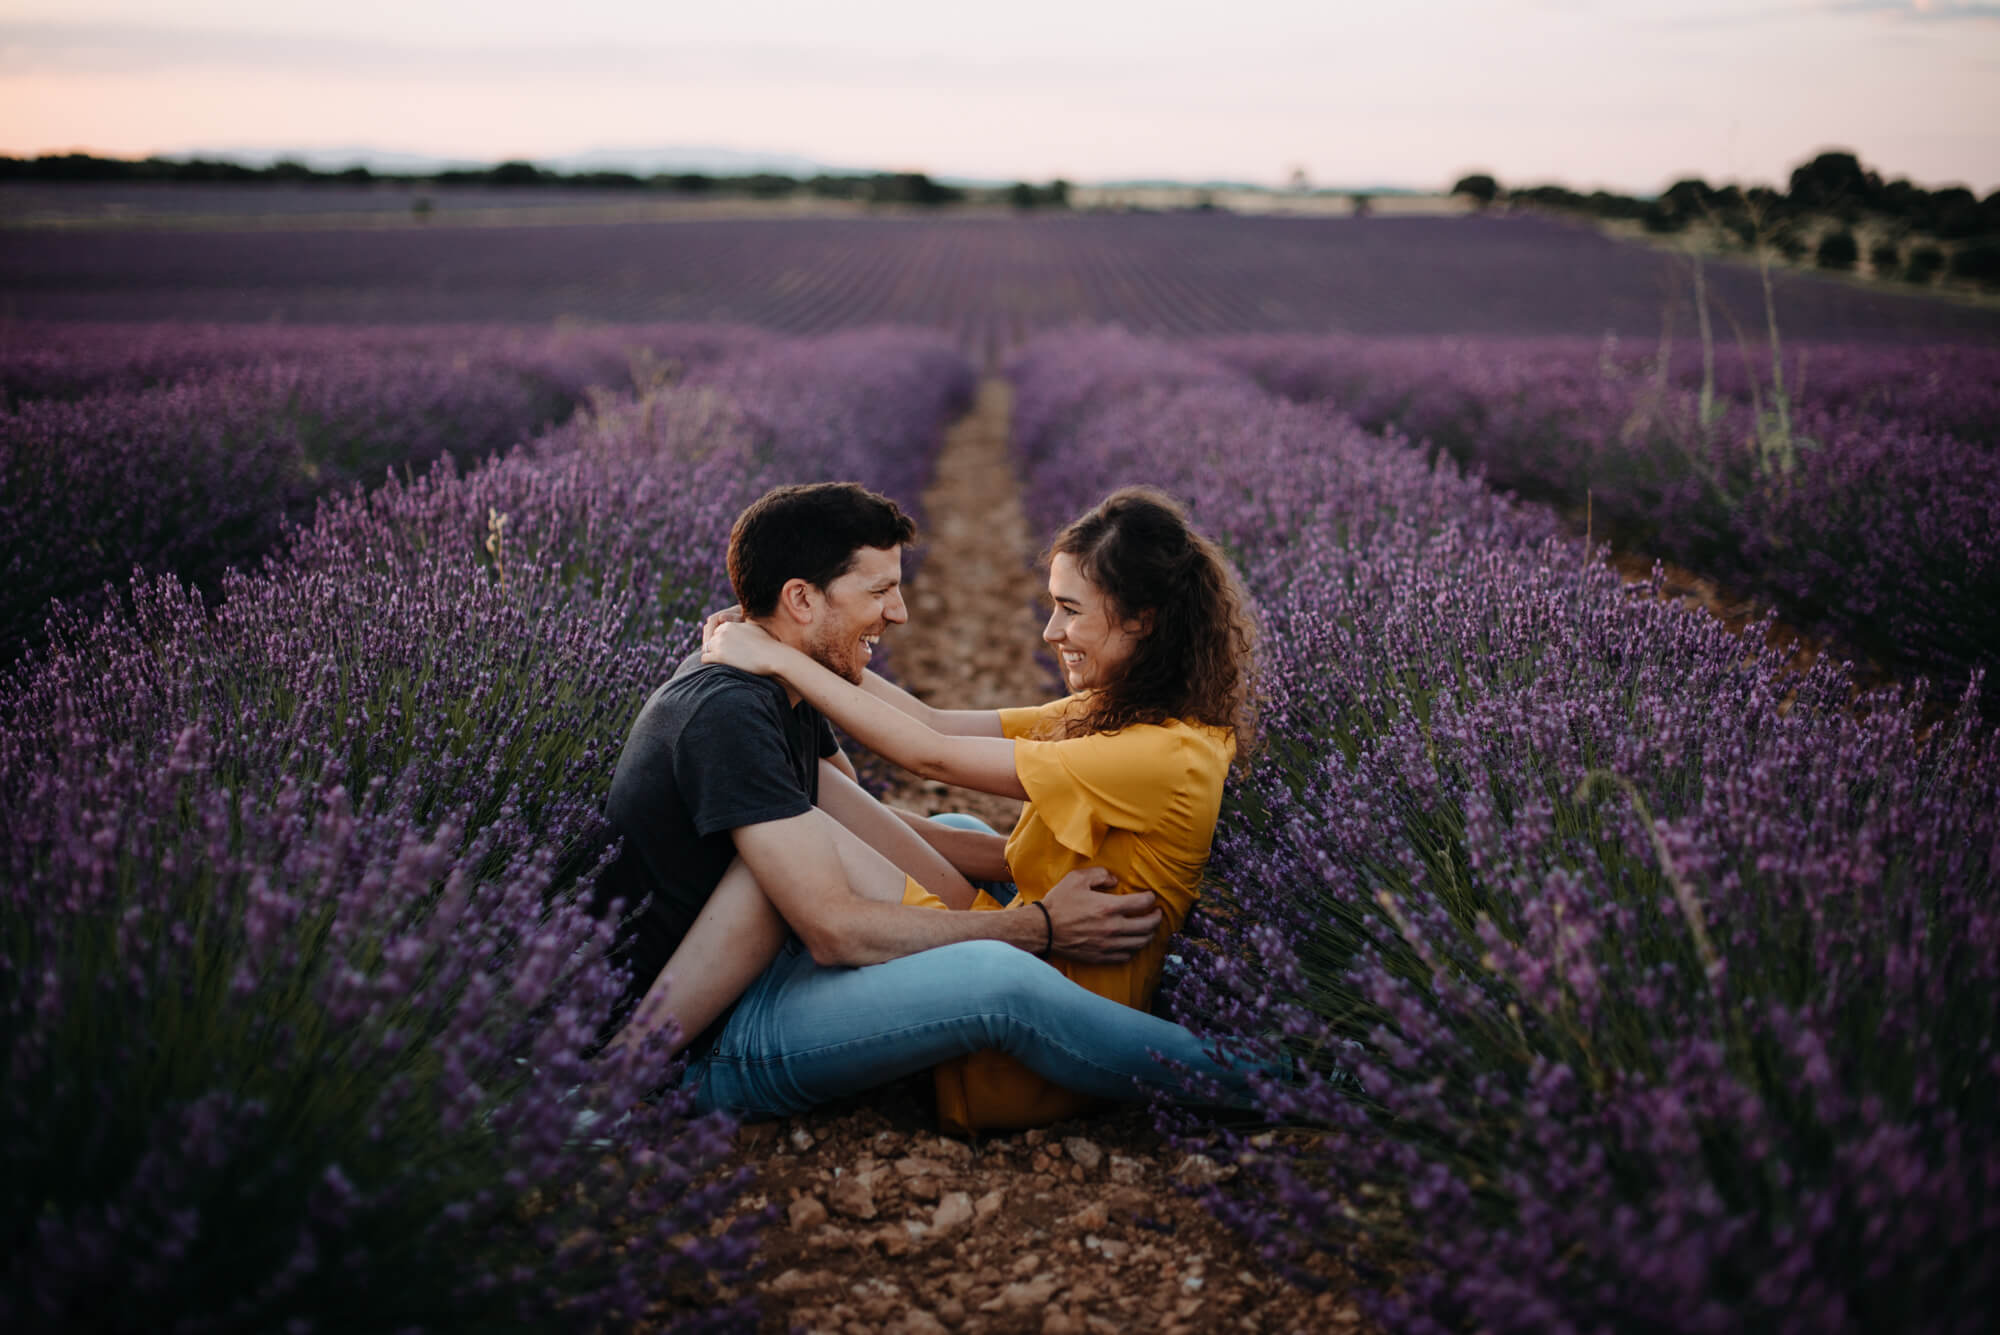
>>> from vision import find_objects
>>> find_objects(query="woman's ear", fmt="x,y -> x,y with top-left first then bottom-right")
1128,608 -> 1157,638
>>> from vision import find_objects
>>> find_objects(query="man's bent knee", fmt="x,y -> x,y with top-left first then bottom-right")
922,939 -> 1069,1015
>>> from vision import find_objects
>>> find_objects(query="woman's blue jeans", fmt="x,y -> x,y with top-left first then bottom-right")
682,936 -> 1258,1119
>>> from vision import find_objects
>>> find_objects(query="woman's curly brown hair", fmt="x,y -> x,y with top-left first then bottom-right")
1045,486 -> 1258,752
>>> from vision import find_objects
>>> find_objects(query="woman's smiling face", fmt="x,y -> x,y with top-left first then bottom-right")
1043,551 -> 1149,693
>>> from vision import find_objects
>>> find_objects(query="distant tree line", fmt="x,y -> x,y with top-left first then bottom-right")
0,153 -> 1071,211
1451,151 -> 2000,288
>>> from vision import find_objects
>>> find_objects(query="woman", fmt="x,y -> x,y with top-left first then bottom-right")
700,485 -> 1256,1131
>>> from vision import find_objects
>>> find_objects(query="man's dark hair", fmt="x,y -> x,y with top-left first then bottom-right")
728,483 -> 917,617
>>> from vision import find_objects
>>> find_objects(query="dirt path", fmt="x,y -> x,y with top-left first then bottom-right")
876,378 -> 1046,829
709,381 -> 1345,1335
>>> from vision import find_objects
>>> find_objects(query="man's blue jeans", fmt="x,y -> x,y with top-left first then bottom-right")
682,936 -> 1258,1119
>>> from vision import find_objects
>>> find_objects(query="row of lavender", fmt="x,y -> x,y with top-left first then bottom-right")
0,322 -> 767,657
1,327 -> 973,1331
15,216 -> 2000,348
1202,332 -> 2000,699
1008,330 -> 1998,1332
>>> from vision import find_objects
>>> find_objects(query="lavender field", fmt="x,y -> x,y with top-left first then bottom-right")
1009,329 -> 1999,1331
3,208 -> 1997,1331
1203,332 -> 2000,697
1,327 -> 971,1329
8,213 -> 2000,356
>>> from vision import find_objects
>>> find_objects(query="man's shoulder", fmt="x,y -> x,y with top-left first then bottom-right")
631,660 -> 787,738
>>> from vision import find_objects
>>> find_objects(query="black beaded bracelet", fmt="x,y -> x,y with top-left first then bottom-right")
1030,900 -> 1053,958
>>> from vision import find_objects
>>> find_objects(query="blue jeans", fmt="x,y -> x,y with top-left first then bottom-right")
926,810 -> 1016,905
683,935 -> 1260,1119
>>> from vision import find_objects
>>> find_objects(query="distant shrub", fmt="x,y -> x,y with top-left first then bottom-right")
1930,186 -> 1984,240
1816,229 -> 1860,270
1641,201 -> 1685,233
1947,239 -> 2000,286
1869,240 -> 1901,274
1906,245 -> 1947,283
1451,174 -> 1498,207
1769,226 -> 1810,262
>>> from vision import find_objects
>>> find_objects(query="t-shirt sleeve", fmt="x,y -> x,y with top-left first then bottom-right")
1011,727 -> 1181,854
998,695 -> 1080,740
673,682 -> 816,836
816,713 -> 839,759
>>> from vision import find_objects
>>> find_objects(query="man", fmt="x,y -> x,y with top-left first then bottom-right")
595,482 -> 1255,1120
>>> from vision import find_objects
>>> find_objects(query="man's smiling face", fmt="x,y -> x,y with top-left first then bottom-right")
802,544 -> 908,684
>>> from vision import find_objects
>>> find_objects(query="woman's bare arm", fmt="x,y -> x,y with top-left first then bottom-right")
816,761 -> 983,909
703,607 -> 1009,737
706,621 -> 1028,800
859,670 -> 1006,737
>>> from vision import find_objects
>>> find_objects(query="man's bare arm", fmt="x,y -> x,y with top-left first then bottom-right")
735,809 -> 1160,968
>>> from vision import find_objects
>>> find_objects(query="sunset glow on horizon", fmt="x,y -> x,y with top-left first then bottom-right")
4,0 -> 1997,193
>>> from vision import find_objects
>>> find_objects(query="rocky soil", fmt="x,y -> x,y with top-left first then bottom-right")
705,381 -> 1357,1333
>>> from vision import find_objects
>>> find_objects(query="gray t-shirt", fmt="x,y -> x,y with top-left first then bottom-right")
597,655 -> 838,1052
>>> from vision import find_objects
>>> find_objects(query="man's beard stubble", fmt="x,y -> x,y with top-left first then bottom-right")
801,622 -> 866,685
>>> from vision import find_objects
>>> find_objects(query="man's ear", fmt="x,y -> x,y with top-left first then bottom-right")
776,578 -> 819,626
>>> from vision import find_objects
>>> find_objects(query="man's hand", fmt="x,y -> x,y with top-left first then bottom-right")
1040,868 -> 1163,964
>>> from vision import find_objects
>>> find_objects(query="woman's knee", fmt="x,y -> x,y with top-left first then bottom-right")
928,811 -> 1000,836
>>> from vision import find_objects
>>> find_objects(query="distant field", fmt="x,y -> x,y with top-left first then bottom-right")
5,212 -> 1996,358
0,181 -> 671,220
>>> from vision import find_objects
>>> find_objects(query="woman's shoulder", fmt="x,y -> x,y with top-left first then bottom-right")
1083,716 -> 1234,769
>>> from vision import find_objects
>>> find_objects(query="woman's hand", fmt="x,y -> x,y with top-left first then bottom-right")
702,617 -> 794,678
702,603 -> 745,641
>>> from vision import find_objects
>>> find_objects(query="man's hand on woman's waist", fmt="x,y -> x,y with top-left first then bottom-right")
1041,867 -> 1162,964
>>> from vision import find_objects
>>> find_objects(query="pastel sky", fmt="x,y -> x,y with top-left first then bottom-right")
3,0 -> 1996,192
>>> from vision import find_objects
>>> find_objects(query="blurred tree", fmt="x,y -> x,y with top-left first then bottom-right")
1947,239 -> 2000,285
869,173 -> 961,206
1788,150 -> 1881,211
1928,186 -> 1982,239
489,161 -> 546,187
1868,240 -> 1901,274
1905,245 -> 1945,284
571,171 -> 643,189
1879,177 -> 1931,222
1660,178 -> 1714,215
1452,173 -> 1499,207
